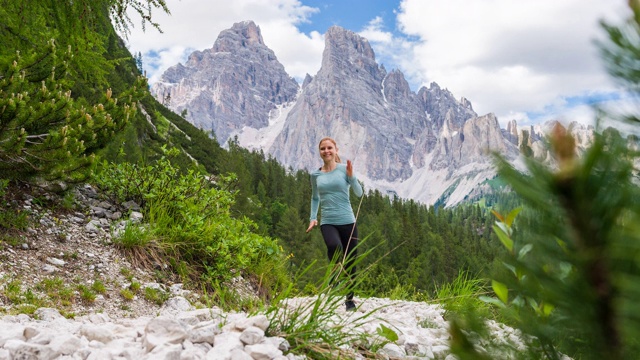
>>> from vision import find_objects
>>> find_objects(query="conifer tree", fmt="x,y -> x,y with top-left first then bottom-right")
0,0 -> 169,181
135,52 -> 144,73
0,42 -> 142,180
449,3 -> 640,359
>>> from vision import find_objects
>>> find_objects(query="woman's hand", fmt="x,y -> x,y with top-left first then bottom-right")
306,220 -> 318,233
346,159 -> 353,177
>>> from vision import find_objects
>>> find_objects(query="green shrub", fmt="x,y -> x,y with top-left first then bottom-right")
94,147 -> 287,296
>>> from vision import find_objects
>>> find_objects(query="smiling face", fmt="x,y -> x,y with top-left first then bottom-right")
319,138 -> 338,164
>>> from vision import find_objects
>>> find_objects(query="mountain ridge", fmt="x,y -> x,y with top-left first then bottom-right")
151,21 -> 594,207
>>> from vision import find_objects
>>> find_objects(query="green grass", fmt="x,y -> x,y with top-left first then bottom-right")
120,288 -> 135,301
434,270 -> 493,319
129,280 -> 141,292
0,209 -> 29,231
114,222 -> 152,248
77,285 -> 97,303
120,268 -> 132,278
0,275 -> 118,313
61,191 -> 76,210
0,234 -> 23,247
91,280 -> 107,294
143,286 -> 170,306
263,247 -> 396,359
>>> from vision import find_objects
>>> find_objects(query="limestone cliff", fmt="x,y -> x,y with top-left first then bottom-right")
150,21 -> 299,143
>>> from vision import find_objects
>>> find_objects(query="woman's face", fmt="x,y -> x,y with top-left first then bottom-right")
319,140 -> 337,162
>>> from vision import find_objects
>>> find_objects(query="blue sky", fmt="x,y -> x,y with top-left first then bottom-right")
295,0 -> 397,36
124,0 -> 630,128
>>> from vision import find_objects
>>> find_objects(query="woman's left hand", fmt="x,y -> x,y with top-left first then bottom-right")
346,159 -> 354,177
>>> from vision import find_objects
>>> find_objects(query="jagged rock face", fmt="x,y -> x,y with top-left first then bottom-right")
460,114 -> 517,163
428,114 -> 518,171
504,120 -> 519,145
150,21 -> 299,144
266,26 -> 502,184
417,83 -> 476,133
530,120 -> 595,162
411,84 -> 479,169
269,26 -> 431,181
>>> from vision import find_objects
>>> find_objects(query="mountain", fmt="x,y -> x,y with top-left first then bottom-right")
152,21 -> 524,206
504,118 -> 596,164
150,21 -> 299,143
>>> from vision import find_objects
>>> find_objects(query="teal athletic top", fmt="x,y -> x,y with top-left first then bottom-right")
310,163 -> 363,225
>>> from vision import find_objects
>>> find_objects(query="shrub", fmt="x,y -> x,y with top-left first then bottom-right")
95,147 -> 287,297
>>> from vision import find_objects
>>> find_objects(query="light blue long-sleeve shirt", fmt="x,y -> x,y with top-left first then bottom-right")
309,163 -> 363,225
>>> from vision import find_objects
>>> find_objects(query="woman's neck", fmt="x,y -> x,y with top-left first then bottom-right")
322,161 -> 337,172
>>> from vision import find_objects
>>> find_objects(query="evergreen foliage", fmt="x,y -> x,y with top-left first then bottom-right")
0,42 -> 143,180
0,0 -> 169,181
450,4 -> 640,359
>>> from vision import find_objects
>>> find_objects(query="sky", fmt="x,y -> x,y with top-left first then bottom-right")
124,0 -> 631,128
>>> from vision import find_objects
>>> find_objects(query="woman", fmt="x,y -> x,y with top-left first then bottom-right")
306,137 -> 363,311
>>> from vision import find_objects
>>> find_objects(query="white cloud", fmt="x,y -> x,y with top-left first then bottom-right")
389,0 -> 630,125
359,17 -> 392,43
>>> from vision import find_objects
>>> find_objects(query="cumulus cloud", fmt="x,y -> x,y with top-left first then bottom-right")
389,0 -> 630,125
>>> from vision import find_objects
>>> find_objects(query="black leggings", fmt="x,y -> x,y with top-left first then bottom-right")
320,223 -> 358,300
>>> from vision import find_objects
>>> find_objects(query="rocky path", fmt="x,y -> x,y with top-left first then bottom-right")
0,296 -> 529,359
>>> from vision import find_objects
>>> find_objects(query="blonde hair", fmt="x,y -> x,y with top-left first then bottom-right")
319,137 -> 341,163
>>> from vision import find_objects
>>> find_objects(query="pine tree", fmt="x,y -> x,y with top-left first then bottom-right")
450,4 -> 640,359
0,0 -> 169,181
135,51 -> 144,73
0,41 -> 143,180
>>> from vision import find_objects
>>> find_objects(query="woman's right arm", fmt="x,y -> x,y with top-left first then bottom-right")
307,174 -> 319,232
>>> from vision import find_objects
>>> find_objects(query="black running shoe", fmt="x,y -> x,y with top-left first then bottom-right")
345,300 -> 356,311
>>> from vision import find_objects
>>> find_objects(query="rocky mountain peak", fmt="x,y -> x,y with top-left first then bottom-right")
150,21 -> 299,144
324,25 -> 376,61
383,70 -> 412,103
417,82 -> 477,133
302,73 -> 313,88
213,20 -> 265,52
320,26 -> 383,82
460,97 -> 473,111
